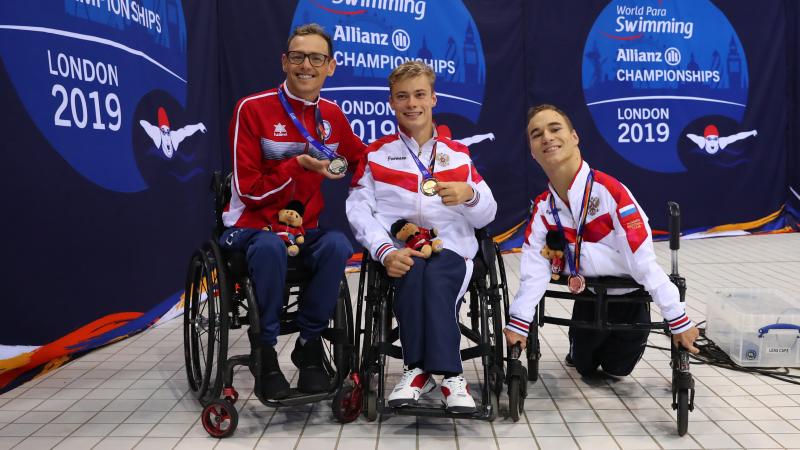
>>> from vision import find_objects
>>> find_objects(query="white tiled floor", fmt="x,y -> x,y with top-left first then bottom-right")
2,233 -> 800,449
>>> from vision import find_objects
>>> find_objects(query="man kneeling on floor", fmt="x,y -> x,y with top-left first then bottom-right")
503,104 -> 699,377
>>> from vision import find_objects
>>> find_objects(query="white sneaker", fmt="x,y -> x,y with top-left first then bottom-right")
440,375 -> 476,413
387,367 -> 436,407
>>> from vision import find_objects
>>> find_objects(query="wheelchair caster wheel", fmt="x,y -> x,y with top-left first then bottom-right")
333,374 -> 363,423
676,389 -> 689,436
222,387 -> 239,404
364,390 -> 378,422
508,377 -> 524,422
201,399 -> 238,438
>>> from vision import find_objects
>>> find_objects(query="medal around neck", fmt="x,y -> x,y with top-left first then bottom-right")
420,177 -> 439,196
327,156 -> 348,175
568,274 -> 586,294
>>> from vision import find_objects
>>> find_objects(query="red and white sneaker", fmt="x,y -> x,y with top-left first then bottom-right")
387,367 -> 436,407
440,375 -> 476,413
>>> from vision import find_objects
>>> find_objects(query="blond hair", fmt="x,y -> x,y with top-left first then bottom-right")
388,61 -> 435,93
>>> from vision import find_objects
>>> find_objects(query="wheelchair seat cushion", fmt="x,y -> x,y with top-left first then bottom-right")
222,248 -> 312,282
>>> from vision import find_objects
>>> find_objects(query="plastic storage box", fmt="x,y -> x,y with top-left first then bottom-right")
705,288 -> 800,367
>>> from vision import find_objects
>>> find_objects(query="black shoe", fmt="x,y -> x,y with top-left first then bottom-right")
291,337 -> 330,393
564,353 -> 575,367
254,345 -> 290,400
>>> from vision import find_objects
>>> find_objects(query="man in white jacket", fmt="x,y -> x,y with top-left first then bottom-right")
347,62 -> 497,413
503,104 -> 699,377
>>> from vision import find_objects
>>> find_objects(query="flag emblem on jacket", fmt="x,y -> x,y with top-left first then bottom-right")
618,204 -> 636,218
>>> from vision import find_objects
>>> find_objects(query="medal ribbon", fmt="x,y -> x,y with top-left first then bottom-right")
277,85 -> 337,159
548,169 -> 595,277
399,134 -> 437,181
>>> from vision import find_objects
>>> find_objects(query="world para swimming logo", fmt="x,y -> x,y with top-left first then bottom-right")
582,0 -> 749,173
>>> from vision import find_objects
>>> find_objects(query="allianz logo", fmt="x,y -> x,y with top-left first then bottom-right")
334,25 -> 411,52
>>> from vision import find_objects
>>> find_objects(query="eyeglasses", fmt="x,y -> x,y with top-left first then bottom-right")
286,51 -> 330,67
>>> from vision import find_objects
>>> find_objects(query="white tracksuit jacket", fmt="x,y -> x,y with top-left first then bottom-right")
505,161 -> 693,338
346,131 -> 497,264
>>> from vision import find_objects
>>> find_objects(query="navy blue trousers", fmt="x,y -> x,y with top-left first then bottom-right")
568,300 -> 650,377
219,227 -> 352,346
392,249 -> 470,374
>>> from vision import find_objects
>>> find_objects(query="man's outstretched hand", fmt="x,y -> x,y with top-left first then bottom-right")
297,154 -> 345,180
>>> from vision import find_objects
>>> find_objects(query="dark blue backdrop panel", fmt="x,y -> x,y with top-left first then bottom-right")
0,1 -> 220,345
789,0 -> 800,223
526,0 -> 789,232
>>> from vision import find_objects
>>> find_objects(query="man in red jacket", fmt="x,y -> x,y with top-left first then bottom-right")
220,23 -> 366,399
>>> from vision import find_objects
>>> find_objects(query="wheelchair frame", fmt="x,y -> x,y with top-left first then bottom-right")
524,202 -> 695,435
355,229 -> 511,421
182,172 -> 360,438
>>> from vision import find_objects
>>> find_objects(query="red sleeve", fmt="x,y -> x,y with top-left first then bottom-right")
229,97 -> 305,207
595,171 -> 648,253
349,135 -> 397,188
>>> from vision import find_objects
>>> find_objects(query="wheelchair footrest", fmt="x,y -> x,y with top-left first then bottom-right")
384,403 -> 494,421
377,342 -> 403,359
258,389 -> 334,407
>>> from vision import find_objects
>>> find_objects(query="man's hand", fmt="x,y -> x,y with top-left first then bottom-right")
435,181 -> 474,206
503,328 -> 527,349
382,248 -> 426,278
672,325 -> 700,354
296,154 -> 345,180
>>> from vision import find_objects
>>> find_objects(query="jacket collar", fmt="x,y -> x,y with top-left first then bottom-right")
548,160 -> 591,218
398,125 -> 439,157
281,82 -> 320,107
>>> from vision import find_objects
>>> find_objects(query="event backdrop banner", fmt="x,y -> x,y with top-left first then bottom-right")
0,0 -> 222,392
526,0 -> 795,237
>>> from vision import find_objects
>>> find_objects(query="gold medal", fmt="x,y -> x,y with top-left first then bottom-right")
420,177 -> 438,196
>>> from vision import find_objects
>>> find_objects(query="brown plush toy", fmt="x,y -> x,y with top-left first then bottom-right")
541,230 -> 566,280
265,200 -> 306,257
390,219 -> 443,259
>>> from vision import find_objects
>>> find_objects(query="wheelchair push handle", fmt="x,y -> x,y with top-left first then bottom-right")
668,201 -> 680,251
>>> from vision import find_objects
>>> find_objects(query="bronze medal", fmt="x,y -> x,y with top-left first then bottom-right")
420,177 -> 438,196
568,274 -> 586,294
327,156 -> 348,175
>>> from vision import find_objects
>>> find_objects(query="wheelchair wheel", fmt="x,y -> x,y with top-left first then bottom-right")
508,377 -> 523,422
184,241 -> 230,402
364,368 -> 378,421
676,389 -> 689,436
333,373 -> 363,423
201,399 -> 238,438
489,389 -> 499,421
330,280 -> 360,423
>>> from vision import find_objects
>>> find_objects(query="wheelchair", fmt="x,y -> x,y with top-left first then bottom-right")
355,228 -> 517,421
525,202 -> 695,435
182,172 -> 360,438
